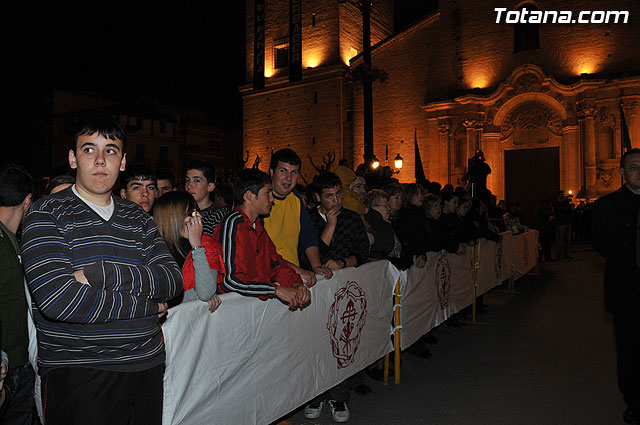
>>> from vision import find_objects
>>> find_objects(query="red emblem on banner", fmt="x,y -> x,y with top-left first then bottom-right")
327,281 -> 367,369
435,253 -> 451,310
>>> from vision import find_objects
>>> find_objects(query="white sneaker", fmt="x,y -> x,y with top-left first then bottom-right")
304,400 -> 324,419
328,400 -> 349,423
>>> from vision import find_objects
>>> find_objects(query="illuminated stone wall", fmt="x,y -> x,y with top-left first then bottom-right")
351,0 -> 640,199
243,0 -> 393,177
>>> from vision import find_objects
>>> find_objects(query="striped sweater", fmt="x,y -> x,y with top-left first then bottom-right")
20,188 -> 183,372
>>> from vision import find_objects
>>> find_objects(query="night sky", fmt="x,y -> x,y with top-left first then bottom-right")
5,1 -> 436,176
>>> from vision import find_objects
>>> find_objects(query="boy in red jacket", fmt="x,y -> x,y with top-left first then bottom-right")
214,169 -> 310,309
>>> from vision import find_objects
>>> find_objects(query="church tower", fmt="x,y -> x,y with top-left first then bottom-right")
241,0 -> 393,182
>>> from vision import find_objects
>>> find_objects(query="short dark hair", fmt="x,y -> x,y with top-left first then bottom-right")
441,191 -> 459,204
312,172 -> 342,194
69,115 -> 126,153
46,173 -> 75,195
186,160 -> 216,184
270,148 -> 302,171
0,162 -> 33,207
383,182 -> 403,198
120,161 -> 156,188
233,169 -> 271,205
156,169 -> 176,187
621,148 -> 640,168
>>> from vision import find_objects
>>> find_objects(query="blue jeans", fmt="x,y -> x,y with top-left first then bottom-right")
2,363 -> 35,425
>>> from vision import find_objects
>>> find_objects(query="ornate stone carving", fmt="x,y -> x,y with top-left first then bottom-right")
597,167 -> 616,187
596,106 -> 616,130
577,103 -> 597,119
622,101 -> 638,117
514,73 -> 542,94
438,118 -> 451,137
500,101 -> 563,143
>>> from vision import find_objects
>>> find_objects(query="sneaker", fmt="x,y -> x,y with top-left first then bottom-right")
328,400 -> 350,423
304,401 -> 324,419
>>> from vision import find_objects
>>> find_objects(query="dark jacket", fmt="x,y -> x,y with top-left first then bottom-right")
592,185 -> 640,314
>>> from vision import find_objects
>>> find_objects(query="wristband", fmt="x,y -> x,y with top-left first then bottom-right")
339,258 -> 347,268
191,245 -> 204,252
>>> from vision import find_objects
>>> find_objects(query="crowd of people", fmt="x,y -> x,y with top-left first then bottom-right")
2,114 -> 636,424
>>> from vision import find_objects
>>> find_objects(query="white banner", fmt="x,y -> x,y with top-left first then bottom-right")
399,249 -> 474,350
476,232 -> 513,296
512,230 -> 539,279
162,260 -> 400,425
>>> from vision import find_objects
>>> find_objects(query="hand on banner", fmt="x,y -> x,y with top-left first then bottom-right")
414,255 -> 426,268
456,243 -> 467,256
294,284 -> 311,309
313,266 -> 333,280
157,302 -> 168,318
206,294 -> 222,313
297,268 -> 317,287
323,259 -> 342,270
275,286 -> 309,310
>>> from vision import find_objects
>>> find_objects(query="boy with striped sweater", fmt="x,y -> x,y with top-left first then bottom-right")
21,116 -> 182,425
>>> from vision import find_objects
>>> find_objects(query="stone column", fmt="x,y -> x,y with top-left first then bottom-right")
562,125 -> 580,197
580,105 -> 597,198
438,118 -> 452,184
463,119 -> 477,161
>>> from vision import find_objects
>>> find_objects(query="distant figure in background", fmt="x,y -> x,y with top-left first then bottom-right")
46,172 -> 75,195
535,198 -> 555,262
120,161 -> 157,214
462,150 -> 491,199
212,183 -> 233,209
553,190 -> 573,259
593,148 -> 640,425
156,169 -> 177,197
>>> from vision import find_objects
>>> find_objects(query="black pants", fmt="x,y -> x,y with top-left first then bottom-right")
2,363 -> 35,425
42,364 -> 164,425
613,314 -> 640,410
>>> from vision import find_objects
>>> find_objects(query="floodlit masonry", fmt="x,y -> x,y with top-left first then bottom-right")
494,8 -> 629,24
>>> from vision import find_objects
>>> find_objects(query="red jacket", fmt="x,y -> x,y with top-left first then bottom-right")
213,207 -> 302,300
182,233 -> 225,292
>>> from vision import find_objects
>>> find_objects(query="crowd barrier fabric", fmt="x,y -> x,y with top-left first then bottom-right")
162,260 -> 400,425
399,230 -> 538,350
476,232 -> 513,296
512,230 -> 539,279
399,249 -> 474,350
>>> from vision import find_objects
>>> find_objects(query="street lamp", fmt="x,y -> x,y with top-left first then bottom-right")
394,153 -> 403,170
372,156 -> 380,169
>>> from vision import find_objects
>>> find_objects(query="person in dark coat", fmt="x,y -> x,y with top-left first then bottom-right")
592,148 -> 640,425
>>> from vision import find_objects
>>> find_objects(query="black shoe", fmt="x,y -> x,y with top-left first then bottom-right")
354,384 -> 372,395
624,407 -> 640,424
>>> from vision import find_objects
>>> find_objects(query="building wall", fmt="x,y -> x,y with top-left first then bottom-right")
243,0 -> 393,178
351,0 -> 640,199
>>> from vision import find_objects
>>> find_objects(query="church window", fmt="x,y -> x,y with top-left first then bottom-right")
514,4 -> 540,52
274,43 -> 289,69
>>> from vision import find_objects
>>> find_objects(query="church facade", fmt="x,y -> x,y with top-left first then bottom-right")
242,0 -> 640,204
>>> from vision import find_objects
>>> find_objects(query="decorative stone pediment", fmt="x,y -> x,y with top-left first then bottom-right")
500,101 -> 563,143
514,73 -> 542,94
